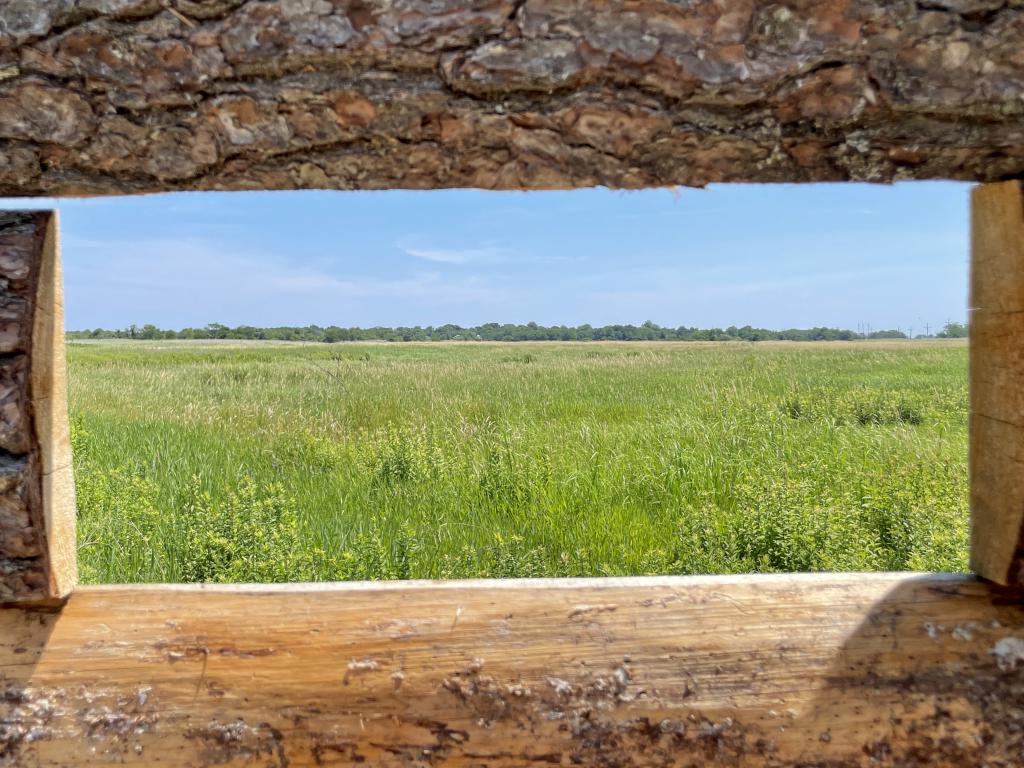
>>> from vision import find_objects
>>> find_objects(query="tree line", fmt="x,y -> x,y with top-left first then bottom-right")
67,321 -> 969,343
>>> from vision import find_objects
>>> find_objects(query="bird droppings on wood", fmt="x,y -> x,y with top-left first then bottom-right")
434,657 -> 784,765
344,657 -> 382,684
990,636 -> 1024,671
0,683 -> 56,762
567,603 -> 618,620
546,677 -> 573,697
370,616 -> 440,639
2,575 -> 1024,765
952,623 -> 978,641
1,675 -> 162,765
185,719 -> 288,768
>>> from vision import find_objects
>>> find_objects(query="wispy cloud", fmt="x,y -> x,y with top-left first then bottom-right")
402,247 -> 494,264
62,236 -> 509,327
397,236 -> 509,265
42,183 -> 970,330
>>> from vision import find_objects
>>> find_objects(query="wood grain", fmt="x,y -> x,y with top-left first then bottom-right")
970,180 -> 1024,586
30,213 -> 76,599
1,574 -> 1022,767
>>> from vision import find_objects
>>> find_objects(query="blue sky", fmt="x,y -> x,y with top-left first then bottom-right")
1,182 -> 969,332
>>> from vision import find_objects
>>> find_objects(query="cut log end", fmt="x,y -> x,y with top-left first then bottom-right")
0,211 -> 74,604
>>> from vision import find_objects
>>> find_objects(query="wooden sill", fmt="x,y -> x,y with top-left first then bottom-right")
1,572 -> 1021,766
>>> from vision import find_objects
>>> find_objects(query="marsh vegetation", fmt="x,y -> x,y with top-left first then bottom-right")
69,340 -> 968,583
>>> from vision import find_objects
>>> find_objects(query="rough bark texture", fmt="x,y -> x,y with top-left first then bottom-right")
0,213 -> 47,603
0,575 -> 1023,767
1,0 -> 1024,195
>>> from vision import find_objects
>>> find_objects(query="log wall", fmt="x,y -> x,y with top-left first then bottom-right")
2,0 -> 1024,194
2,4 -> 1024,763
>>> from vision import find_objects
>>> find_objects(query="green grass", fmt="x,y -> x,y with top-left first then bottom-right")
68,340 -> 969,583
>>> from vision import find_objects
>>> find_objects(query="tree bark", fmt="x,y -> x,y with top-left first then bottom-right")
0,211 -> 74,604
1,0 -> 1024,196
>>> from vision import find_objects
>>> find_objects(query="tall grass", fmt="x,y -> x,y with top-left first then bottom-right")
69,340 -> 969,582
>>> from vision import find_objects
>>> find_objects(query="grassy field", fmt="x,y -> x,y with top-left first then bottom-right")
68,340 -> 969,583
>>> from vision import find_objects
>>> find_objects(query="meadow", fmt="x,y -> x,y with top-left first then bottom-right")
68,340 -> 969,583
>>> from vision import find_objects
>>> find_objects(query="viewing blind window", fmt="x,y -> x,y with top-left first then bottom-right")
10,184 -> 970,583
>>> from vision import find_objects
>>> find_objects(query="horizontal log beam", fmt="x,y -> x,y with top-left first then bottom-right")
1,574 -> 1023,766
2,0 -> 1024,195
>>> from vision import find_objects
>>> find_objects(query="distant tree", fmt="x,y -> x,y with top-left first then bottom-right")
67,321 -> 932,344
937,321 -> 968,338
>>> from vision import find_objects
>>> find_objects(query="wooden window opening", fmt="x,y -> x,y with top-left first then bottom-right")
2,0 -> 1024,761
0,182 -> 1019,767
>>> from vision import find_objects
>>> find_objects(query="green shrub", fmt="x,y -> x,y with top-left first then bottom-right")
778,387 -> 955,427
856,462 -> 968,571
501,353 -> 534,364
436,544 -> 481,579
179,477 -> 325,583
669,506 -> 748,574
667,467 -> 966,576
780,397 -> 803,420
486,534 -> 548,578
332,523 -> 396,580
478,443 -> 536,506
76,464 -> 163,583
74,418 -> 164,583
271,433 -> 341,476
354,425 -> 446,486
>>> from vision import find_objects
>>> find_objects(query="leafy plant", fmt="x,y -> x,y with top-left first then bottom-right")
179,477 -> 325,583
